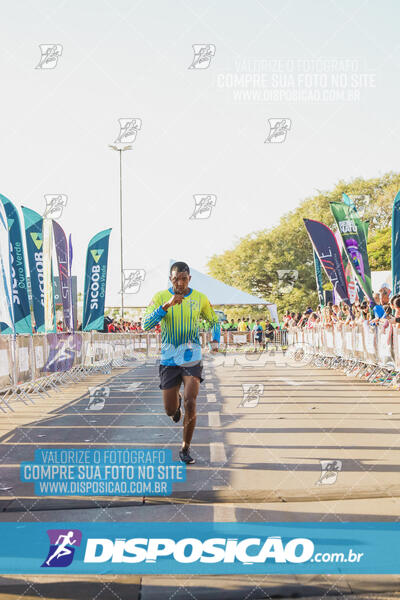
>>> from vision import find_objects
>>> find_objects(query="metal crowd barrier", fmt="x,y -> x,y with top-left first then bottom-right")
0,328 -> 290,411
286,323 -> 400,387
0,332 -> 163,412
216,330 -> 287,349
273,329 -> 288,346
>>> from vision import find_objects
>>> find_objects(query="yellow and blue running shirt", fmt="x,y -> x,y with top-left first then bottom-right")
143,287 -> 221,366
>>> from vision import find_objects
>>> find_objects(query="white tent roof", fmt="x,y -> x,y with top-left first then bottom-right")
109,259 -> 278,321
371,270 -> 391,292
106,259 -> 279,321
167,259 -> 271,306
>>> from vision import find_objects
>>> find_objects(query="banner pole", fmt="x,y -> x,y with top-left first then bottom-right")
10,334 -> 17,387
119,149 -> 125,320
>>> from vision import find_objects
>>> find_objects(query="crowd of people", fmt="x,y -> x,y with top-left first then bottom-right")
207,317 -> 278,349
70,315 -> 280,336
73,317 -> 161,334
104,315 -> 277,337
67,289 -> 400,336
200,317 -> 277,334
70,315 -> 281,339
283,283 -> 400,330
104,317 -> 161,334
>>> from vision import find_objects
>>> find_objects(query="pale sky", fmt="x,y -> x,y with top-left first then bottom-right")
0,0 -> 399,307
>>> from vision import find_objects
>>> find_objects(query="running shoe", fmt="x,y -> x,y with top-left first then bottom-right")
172,393 -> 182,423
179,447 -> 195,464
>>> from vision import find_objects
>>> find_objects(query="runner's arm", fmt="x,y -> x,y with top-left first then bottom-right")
142,293 -> 167,331
201,297 -> 221,343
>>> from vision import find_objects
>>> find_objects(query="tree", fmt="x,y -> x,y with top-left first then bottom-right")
207,172 -> 400,315
368,227 -> 391,270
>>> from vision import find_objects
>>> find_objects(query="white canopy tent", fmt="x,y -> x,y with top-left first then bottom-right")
371,270 -> 391,292
167,260 -> 279,322
113,259 -> 278,322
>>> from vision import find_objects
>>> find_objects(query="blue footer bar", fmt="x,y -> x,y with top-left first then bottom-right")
0,522 -> 399,574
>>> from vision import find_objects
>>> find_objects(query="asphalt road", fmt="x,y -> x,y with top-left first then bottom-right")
1,350 -> 400,598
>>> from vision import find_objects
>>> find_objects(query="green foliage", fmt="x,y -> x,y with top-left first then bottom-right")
213,305 -> 272,322
368,227 -> 391,270
207,172 -> 400,316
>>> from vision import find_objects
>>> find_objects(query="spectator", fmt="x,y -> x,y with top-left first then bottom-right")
237,318 -> 248,332
307,312 -> 320,328
226,319 -> 234,331
264,319 -> 275,349
288,312 -> 297,327
372,293 -> 385,321
102,316 -> 113,333
331,304 -> 340,323
379,283 -> 391,306
282,311 -> 291,329
321,306 -> 333,326
381,304 -> 393,328
393,297 -> 400,326
253,319 -> 263,350
390,294 -> 400,316
107,319 -> 116,333
222,319 -> 230,331
351,305 -> 361,325
360,300 -> 371,322
337,301 -> 349,321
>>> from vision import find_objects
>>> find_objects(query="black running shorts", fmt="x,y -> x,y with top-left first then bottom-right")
158,362 -> 204,389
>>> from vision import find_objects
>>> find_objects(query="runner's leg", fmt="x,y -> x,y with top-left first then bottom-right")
162,384 -> 181,417
181,374 -> 200,450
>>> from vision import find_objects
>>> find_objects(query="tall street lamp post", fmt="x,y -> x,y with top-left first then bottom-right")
108,144 -> 132,320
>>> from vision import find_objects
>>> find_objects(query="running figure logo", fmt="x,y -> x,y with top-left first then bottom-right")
35,44 -> 63,69
188,44 -> 216,69
189,195 -> 217,220
114,118 -> 142,144
346,194 -> 370,218
86,386 -> 110,411
316,459 -> 342,485
239,383 -> 264,408
265,118 -> 291,143
121,269 -> 146,293
42,529 -> 82,567
277,269 -> 298,294
43,334 -> 82,373
43,194 -> 68,219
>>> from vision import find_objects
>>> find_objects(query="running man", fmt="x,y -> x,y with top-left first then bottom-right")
143,261 -> 220,464
45,531 -> 77,566
253,319 -> 263,351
